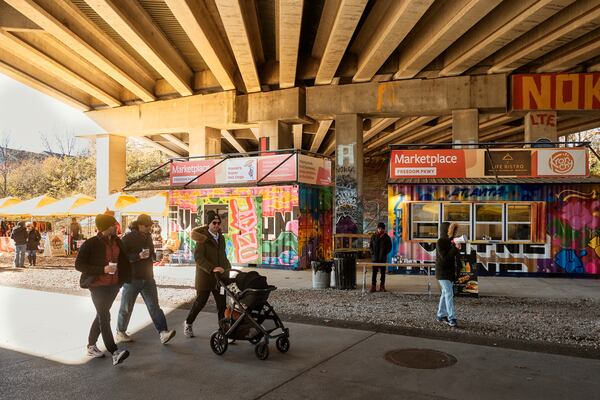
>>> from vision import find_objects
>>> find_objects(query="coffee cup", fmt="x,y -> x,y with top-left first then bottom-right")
108,262 -> 117,274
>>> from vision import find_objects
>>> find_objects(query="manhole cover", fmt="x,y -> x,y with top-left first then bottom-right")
384,348 -> 457,369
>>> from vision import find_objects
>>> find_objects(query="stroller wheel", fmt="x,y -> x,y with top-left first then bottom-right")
210,330 -> 228,355
249,333 -> 263,345
255,343 -> 269,360
276,337 -> 290,353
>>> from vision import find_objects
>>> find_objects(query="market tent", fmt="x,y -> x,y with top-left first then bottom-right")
69,192 -> 138,216
0,195 -> 57,217
120,193 -> 168,216
32,194 -> 95,217
0,197 -> 21,209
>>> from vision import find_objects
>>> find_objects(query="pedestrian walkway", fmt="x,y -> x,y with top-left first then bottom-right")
1,286 -> 598,400
154,266 -> 600,299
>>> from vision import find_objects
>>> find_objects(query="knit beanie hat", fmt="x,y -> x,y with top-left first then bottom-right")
95,214 -> 117,232
377,222 -> 386,230
136,214 -> 153,227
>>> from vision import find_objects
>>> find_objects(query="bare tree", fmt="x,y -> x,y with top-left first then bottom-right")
41,131 -> 78,156
0,133 -> 14,197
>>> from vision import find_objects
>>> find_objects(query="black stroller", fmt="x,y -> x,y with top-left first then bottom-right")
210,269 -> 290,360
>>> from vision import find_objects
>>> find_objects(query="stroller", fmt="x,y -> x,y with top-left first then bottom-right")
210,269 -> 290,360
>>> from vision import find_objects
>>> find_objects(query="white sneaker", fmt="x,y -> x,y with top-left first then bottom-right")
183,322 -> 194,338
160,330 -> 176,344
112,349 -> 129,366
115,331 -> 133,343
86,344 -> 104,358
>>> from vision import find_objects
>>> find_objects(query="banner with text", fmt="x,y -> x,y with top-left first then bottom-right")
512,73 -> 600,110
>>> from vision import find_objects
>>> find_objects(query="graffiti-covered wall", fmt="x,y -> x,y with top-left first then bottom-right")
168,185 -> 332,270
388,184 -> 600,276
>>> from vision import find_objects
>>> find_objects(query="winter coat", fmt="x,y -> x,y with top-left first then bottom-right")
435,237 -> 459,281
370,232 -> 392,263
10,226 -> 28,246
122,228 -> 155,280
26,229 -> 41,251
75,234 -> 132,288
191,226 -> 231,291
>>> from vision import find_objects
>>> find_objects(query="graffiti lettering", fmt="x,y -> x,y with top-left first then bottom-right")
230,198 -> 259,263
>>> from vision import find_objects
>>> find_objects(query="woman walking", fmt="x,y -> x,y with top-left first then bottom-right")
435,222 -> 461,328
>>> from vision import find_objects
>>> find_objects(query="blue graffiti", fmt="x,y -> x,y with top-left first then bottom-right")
554,249 -> 587,273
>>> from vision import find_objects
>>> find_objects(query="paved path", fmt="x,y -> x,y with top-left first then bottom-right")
1,286 -> 599,400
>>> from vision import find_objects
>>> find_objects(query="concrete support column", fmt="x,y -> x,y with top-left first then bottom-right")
452,109 -> 479,147
334,114 -> 363,234
524,111 -> 557,143
96,134 -> 126,198
258,120 -> 292,150
189,127 -> 221,156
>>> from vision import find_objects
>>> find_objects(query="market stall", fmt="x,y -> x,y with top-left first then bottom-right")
387,144 -> 600,281
0,197 -> 21,252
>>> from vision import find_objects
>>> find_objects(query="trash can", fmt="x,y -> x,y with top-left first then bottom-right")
311,260 -> 332,289
333,252 -> 357,290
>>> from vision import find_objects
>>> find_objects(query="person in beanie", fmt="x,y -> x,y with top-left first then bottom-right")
183,211 -> 231,338
10,221 -> 28,268
75,214 -> 131,366
369,222 -> 392,292
25,222 -> 41,266
116,214 -> 176,344
436,222 -> 461,328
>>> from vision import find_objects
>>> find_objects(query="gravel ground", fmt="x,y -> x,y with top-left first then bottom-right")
1,256 -> 599,354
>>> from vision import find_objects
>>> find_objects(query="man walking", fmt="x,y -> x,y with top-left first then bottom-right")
75,214 -> 131,366
369,222 -> 392,292
116,214 -> 176,344
10,221 -> 27,268
183,211 -> 230,338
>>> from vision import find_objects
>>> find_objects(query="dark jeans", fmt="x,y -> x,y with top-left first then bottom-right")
185,289 -> 226,325
371,266 -> 386,286
26,250 -> 37,266
88,285 -> 120,354
117,279 -> 168,333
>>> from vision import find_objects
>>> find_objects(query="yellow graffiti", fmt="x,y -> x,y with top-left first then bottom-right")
589,236 -> 600,258
556,190 -> 598,202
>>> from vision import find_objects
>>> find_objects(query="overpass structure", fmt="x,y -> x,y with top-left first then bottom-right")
0,0 -> 599,197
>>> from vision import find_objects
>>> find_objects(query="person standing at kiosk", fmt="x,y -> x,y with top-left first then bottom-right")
436,222 -> 461,327
369,222 -> 392,292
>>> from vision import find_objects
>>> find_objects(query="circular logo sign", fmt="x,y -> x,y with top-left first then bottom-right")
549,151 -> 574,174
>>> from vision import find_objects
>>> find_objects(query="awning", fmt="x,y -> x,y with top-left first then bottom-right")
32,194 -> 95,217
0,195 -> 57,217
0,197 -> 21,209
69,192 -> 138,216
120,193 -> 168,216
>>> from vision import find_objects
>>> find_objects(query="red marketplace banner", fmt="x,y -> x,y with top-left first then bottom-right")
512,73 -> 600,110
390,150 -> 467,178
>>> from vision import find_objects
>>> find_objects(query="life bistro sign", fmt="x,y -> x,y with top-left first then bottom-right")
389,148 -> 588,179
170,154 -> 332,186
512,73 -> 600,110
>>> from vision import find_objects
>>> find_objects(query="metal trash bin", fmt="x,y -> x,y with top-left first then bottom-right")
311,260 -> 332,289
333,252 -> 357,290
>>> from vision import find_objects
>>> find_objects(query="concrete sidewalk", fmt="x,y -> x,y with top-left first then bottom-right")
154,266 -> 600,299
1,286 -> 599,400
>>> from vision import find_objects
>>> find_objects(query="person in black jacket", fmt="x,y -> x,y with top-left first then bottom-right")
10,221 -> 28,268
116,214 -> 175,345
435,222 -> 461,327
183,211 -> 231,338
75,214 -> 132,366
25,222 -> 41,266
369,222 -> 392,292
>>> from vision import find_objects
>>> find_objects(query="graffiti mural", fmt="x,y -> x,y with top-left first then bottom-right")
335,143 -> 363,233
388,184 -> 600,276
169,185 -> 332,270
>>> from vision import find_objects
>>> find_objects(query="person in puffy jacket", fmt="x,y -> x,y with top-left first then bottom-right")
10,221 -> 28,268
369,222 -> 392,292
435,222 -> 461,328
183,211 -> 231,338
25,222 -> 41,266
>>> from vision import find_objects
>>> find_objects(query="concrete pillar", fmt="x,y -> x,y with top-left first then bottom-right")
189,127 -> 221,156
258,120 -> 292,150
96,134 -> 126,198
452,109 -> 478,147
334,114 -> 363,234
524,111 -> 557,143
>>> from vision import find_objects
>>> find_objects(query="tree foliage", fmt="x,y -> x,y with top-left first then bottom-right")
567,129 -> 600,176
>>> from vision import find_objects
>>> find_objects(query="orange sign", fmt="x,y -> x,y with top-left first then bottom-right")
512,73 -> 600,110
390,150 -> 467,178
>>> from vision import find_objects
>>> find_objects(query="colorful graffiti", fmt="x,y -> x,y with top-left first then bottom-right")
168,185 -> 332,270
388,184 -> 600,276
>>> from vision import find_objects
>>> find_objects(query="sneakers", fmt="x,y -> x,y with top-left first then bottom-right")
447,319 -> 458,327
160,330 -> 176,344
112,349 -> 130,366
436,316 -> 448,323
183,321 -> 194,338
115,331 -> 133,343
86,344 -> 105,358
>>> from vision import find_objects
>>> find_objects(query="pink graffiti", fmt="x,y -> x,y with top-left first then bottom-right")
560,200 -> 600,230
230,198 -> 259,263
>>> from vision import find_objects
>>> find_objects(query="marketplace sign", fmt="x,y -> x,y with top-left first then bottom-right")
170,154 -> 331,186
512,73 -> 600,110
389,148 -> 588,179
